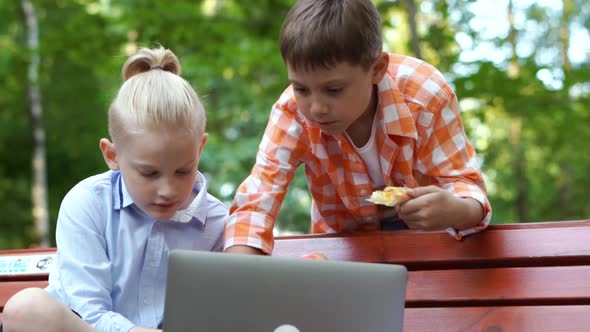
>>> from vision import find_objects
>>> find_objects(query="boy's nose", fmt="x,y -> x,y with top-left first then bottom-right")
310,100 -> 328,117
157,178 -> 177,199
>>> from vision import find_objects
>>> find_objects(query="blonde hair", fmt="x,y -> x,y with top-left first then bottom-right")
108,46 -> 205,143
279,0 -> 382,71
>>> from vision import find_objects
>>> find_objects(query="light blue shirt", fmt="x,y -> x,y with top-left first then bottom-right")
45,170 -> 227,332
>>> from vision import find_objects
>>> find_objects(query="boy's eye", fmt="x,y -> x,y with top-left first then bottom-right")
293,86 -> 308,94
140,171 -> 158,177
326,87 -> 342,94
177,169 -> 192,175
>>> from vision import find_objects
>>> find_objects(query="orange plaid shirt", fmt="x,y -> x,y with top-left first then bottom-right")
224,54 -> 491,254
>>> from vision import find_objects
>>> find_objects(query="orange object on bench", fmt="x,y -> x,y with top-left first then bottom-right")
2,220 -> 590,331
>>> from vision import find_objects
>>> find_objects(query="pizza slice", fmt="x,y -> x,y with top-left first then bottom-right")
366,186 -> 410,207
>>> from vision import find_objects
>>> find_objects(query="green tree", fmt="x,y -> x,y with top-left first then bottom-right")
0,0 -> 588,249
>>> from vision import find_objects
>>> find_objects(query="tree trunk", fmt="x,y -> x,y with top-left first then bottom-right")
560,0 -> 574,87
507,0 -> 528,221
507,0 -> 519,78
403,0 -> 422,59
21,0 -> 50,247
510,118 -> 529,221
557,0 -> 575,216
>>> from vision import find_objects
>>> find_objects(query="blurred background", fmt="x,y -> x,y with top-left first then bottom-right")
0,0 -> 588,249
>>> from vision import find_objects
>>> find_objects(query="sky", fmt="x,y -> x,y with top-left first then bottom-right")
457,0 -> 589,65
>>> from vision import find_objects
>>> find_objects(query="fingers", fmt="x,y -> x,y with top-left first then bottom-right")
397,190 -> 439,229
301,252 -> 329,260
397,199 -> 421,217
395,186 -> 450,231
406,185 -> 442,198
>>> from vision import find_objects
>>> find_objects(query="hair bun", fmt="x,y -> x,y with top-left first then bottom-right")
122,46 -> 181,81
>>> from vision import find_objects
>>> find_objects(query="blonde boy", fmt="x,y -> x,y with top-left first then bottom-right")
2,47 -> 227,332
225,0 -> 491,255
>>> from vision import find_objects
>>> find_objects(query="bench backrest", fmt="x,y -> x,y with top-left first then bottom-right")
2,220 -> 590,331
273,220 -> 590,331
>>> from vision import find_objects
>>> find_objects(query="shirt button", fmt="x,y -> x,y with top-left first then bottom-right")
143,298 -> 152,305
360,190 -> 369,196
365,217 -> 375,223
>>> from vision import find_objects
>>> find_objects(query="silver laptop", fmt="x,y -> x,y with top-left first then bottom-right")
163,250 -> 407,332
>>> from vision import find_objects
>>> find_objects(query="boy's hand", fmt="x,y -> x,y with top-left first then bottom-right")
225,245 -> 264,255
396,186 -> 483,231
301,252 -> 329,260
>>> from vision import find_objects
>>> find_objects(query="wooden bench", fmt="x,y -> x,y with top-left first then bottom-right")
2,220 -> 590,331
273,220 -> 590,331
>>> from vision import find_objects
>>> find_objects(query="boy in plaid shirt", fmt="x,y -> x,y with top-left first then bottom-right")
225,0 -> 491,255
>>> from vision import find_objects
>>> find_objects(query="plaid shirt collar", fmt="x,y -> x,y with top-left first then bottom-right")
377,73 -> 419,140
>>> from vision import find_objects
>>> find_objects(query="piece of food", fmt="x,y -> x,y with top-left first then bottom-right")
367,186 -> 410,207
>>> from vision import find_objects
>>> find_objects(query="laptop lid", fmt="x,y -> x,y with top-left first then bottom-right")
163,250 -> 407,332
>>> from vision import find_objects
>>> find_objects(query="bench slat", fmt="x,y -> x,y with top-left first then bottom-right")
3,306 -> 589,331
0,248 -> 57,256
403,305 -> 590,331
0,281 -> 49,311
3,267 -> 587,310
406,265 -> 590,307
273,221 -> 590,269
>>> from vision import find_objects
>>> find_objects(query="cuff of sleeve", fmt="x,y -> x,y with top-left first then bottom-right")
95,311 -> 135,332
224,212 -> 274,254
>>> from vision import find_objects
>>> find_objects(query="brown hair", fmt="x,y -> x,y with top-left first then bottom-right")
108,46 -> 206,143
279,0 -> 383,71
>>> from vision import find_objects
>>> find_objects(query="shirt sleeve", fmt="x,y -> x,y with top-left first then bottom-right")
224,97 -> 310,254
49,182 -> 136,332
412,83 -> 492,239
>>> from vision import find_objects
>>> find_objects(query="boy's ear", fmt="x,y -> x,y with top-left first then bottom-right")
99,138 -> 119,171
198,133 -> 209,156
371,52 -> 389,84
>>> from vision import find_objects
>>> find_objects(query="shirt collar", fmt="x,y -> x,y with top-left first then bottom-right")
376,73 -> 418,140
113,171 -> 209,226
169,172 -> 209,226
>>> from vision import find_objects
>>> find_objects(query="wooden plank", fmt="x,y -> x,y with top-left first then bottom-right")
404,305 -> 590,332
273,221 -> 590,269
0,248 -> 56,256
3,267 -> 585,308
0,281 -> 48,311
1,220 -> 588,269
484,220 -> 590,229
406,266 -> 590,307
4,305 -> 587,331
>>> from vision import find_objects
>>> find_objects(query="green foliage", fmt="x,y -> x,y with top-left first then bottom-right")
1,0 -> 589,249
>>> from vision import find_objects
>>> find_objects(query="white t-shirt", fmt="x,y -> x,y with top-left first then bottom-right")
347,115 -> 385,189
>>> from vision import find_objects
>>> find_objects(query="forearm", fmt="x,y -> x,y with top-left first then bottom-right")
225,245 -> 265,255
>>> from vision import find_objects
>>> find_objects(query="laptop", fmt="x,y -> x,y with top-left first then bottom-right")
162,250 -> 407,332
